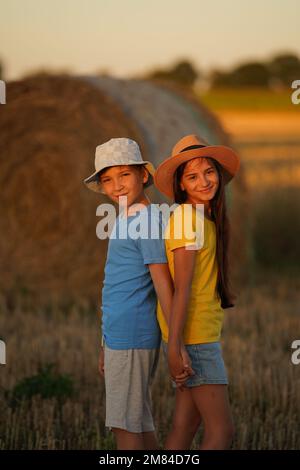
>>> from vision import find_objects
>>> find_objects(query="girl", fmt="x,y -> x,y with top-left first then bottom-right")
154,134 -> 240,450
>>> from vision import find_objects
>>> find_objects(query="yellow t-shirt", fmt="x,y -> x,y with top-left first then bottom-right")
157,204 -> 224,344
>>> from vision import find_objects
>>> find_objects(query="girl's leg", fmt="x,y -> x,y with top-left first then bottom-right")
165,387 -> 202,450
190,384 -> 234,450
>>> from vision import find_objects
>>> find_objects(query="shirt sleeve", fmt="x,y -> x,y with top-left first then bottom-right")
167,204 -> 204,251
137,205 -> 167,265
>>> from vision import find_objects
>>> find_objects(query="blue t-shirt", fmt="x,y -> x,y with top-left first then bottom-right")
101,204 -> 167,349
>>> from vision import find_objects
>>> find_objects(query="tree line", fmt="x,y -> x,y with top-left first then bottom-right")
147,52 -> 300,89
1,51 -> 300,89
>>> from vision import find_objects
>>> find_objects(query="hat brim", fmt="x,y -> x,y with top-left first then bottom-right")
154,145 -> 240,199
83,161 -> 155,194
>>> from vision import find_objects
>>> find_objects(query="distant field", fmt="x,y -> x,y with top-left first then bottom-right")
196,88 -> 300,142
198,88 -> 297,112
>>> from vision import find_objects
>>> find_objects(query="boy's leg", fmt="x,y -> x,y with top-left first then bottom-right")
104,346 -> 159,450
111,428 -> 144,450
165,387 -> 202,450
190,384 -> 234,450
142,431 -> 159,450
111,428 -> 158,450
141,347 -> 160,450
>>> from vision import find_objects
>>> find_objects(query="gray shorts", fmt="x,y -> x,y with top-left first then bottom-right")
104,345 -> 160,433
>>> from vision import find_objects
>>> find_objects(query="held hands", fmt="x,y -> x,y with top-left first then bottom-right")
98,346 -> 105,378
167,342 -> 195,391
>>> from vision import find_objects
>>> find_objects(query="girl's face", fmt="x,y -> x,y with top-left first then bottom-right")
179,157 -> 219,205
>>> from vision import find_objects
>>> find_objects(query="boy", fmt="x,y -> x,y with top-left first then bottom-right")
83,138 -> 173,450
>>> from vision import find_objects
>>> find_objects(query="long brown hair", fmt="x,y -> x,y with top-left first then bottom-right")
173,157 -> 236,309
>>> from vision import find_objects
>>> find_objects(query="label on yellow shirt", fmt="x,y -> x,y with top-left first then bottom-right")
157,204 -> 224,344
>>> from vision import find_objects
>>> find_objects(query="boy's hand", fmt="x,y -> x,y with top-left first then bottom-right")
98,347 -> 105,378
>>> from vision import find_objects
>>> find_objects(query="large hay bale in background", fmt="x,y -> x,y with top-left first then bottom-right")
82,77 -> 228,172
0,75 -> 248,308
0,76 -> 145,308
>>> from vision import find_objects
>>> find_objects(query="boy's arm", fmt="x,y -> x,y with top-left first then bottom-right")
148,263 -> 173,326
98,346 -> 105,378
98,310 -> 105,378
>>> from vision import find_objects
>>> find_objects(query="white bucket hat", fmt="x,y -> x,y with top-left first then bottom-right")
83,138 -> 155,193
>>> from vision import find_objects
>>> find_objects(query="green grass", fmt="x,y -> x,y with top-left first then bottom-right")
197,88 -> 297,111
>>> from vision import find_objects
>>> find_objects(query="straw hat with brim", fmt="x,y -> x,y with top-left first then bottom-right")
154,134 -> 240,199
83,137 -> 155,194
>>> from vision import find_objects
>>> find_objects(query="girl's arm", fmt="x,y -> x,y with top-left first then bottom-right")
149,263 -> 195,385
167,247 -> 197,378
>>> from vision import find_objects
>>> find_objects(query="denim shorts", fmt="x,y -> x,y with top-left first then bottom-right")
161,340 -> 228,388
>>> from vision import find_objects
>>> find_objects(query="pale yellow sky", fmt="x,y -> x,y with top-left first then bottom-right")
1,0 -> 299,80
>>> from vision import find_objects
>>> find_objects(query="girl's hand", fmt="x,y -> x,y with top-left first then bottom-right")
173,344 -> 195,390
179,343 -> 195,378
168,346 -> 184,379
168,345 -> 190,391
98,347 -> 105,378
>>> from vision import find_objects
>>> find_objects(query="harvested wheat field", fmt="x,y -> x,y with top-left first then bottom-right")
0,275 -> 299,449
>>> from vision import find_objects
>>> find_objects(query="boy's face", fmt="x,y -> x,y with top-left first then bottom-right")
99,165 -> 149,207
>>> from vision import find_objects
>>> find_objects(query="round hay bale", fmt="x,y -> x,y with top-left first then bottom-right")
0,75 -> 145,308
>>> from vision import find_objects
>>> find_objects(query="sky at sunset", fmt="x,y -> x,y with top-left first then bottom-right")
1,0 -> 299,80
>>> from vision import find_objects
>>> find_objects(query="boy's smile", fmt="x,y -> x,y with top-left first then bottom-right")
99,165 -> 150,213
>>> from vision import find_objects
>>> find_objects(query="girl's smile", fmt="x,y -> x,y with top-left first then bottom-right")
200,185 -> 213,193
180,157 -> 219,206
